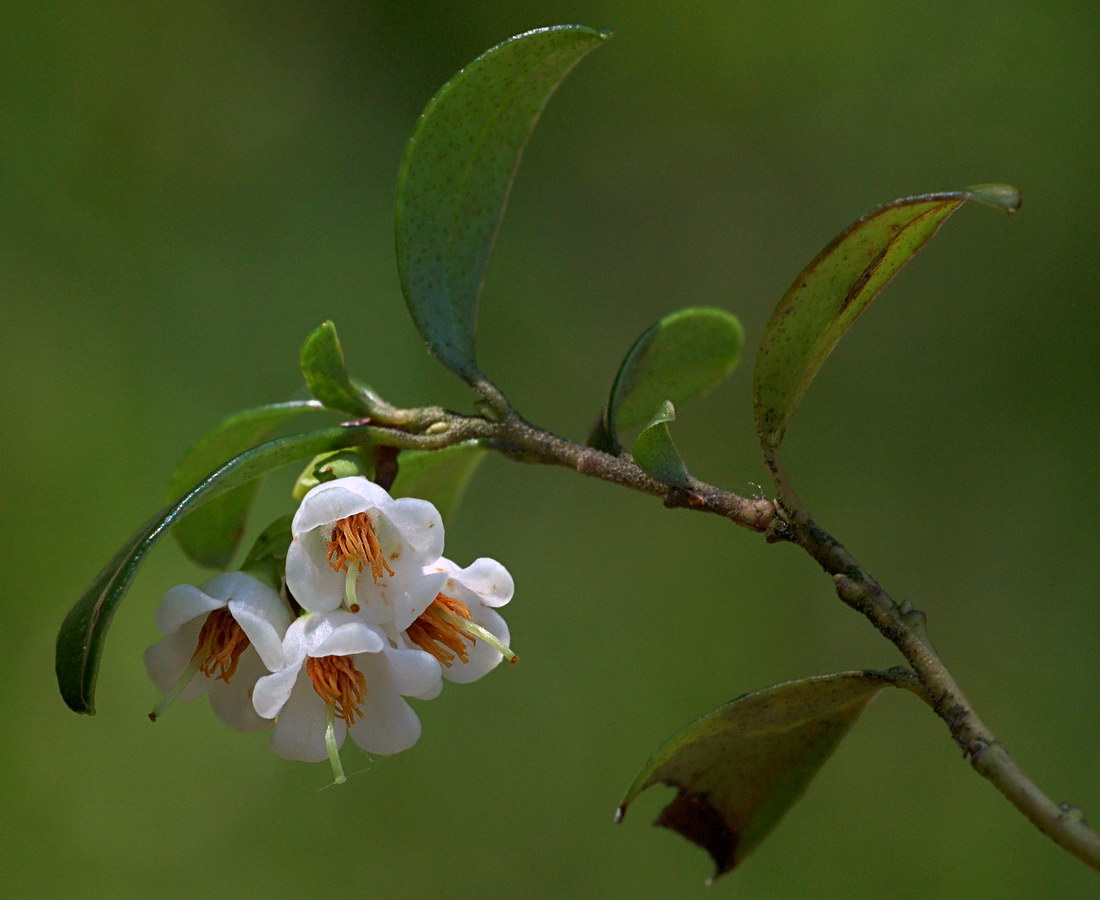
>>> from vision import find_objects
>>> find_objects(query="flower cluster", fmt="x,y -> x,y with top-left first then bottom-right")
145,477 -> 515,782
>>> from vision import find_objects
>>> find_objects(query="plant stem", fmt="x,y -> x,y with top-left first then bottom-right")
393,404 -> 1100,872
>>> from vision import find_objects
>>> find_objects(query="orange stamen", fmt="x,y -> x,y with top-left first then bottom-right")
191,607 -> 250,683
407,594 -> 475,667
307,655 -> 367,725
326,512 -> 395,583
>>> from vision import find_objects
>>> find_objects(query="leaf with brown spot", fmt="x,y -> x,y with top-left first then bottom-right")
753,184 -> 1020,459
616,670 -> 911,881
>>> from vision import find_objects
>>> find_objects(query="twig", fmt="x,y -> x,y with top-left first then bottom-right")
376,400 -> 1100,872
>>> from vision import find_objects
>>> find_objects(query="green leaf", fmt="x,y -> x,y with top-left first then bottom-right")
292,449 -> 374,500
594,307 -> 744,452
300,321 -> 381,416
389,441 -> 487,524
395,25 -> 610,380
632,401 -> 691,490
167,401 -> 326,568
616,670 -> 908,881
753,184 -> 1020,454
240,515 -> 294,591
57,424 -> 375,715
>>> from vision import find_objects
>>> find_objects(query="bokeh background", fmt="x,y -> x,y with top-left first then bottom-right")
3,2 -> 1099,897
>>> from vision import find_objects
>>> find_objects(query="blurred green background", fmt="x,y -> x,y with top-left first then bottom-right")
4,2 -> 1099,897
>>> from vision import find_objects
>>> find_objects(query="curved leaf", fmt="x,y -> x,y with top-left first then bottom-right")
300,321 -> 381,416
753,184 -> 1020,454
616,670 -> 909,881
395,25 -> 610,380
389,441 -> 486,523
632,401 -> 691,490
57,424 -> 374,715
168,400 -> 326,568
593,307 -> 743,452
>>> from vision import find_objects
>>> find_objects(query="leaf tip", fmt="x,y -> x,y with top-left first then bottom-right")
964,183 -> 1021,214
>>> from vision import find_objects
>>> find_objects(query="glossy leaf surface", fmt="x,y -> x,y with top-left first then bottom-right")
57,424 -> 374,715
594,307 -> 743,452
300,320 -> 379,416
168,401 -> 326,568
389,441 -> 486,523
395,25 -> 610,379
617,670 -> 906,880
631,401 -> 691,489
753,184 -> 1020,453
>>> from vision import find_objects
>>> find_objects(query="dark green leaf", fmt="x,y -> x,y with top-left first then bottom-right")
168,401 -> 326,568
395,25 -> 610,380
57,424 -> 374,715
631,401 -> 691,490
753,185 -> 1020,454
240,515 -> 294,591
389,441 -> 486,524
595,307 -> 743,452
616,670 -> 909,881
300,321 -> 381,416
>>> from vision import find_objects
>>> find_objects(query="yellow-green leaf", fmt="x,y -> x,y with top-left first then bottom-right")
753,185 -> 1019,455
631,401 -> 691,490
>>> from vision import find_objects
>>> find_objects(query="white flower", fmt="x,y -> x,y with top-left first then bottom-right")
406,557 -> 516,683
144,571 -> 291,731
252,611 -> 442,780
286,476 -> 446,630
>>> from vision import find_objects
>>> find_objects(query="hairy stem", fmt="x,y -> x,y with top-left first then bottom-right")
394,402 -> 1100,872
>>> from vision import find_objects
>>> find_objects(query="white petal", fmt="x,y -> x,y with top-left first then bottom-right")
381,645 -> 443,699
307,615 -> 384,657
226,581 -> 292,672
143,622 -> 208,702
443,557 -> 514,608
347,690 -> 421,756
292,479 -> 383,533
206,650 -> 271,732
252,653 -> 305,720
389,571 -> 447,633
154,583 -> 224,636
285,537 -> 344,614
267,669 -> 340,762
382,497 -> 444,564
